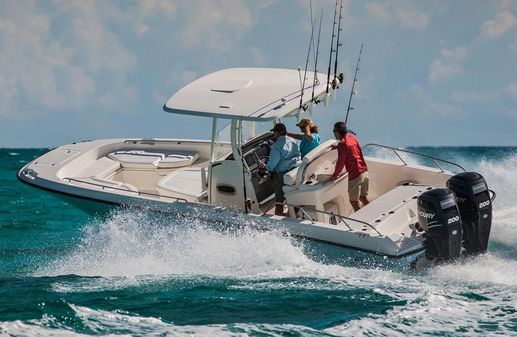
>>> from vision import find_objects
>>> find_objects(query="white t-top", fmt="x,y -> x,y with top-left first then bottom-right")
163,68 -> 328,121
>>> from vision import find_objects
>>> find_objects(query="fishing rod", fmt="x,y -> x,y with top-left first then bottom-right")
298,6 -> 317,111
345,43 -> 364,125
311,10 -> 324,104
332,0 -> 344,89
326,0 -> 338,94
309,0 -> 317,66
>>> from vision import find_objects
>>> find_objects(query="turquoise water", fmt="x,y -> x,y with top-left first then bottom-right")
1,147 -> 517,336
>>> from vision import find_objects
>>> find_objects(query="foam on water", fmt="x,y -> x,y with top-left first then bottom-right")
0,306 -> 328,337
36,209 -> 330,280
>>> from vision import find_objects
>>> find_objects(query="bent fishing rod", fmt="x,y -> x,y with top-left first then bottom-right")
345,43 -> 364,125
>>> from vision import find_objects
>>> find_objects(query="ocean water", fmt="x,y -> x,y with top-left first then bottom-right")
1,147 -> 516,336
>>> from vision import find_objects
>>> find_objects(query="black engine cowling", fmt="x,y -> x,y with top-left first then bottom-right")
446,172 -> 492,255
418,188 -> 462,263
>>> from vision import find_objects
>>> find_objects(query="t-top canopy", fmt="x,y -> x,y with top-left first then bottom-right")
163,68 -> 328,121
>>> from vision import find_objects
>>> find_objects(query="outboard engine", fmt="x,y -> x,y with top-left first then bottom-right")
418,188 -> 462,263
447,172 -> 492,255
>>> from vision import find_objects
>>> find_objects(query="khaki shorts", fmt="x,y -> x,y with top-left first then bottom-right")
348,172 -> 369,202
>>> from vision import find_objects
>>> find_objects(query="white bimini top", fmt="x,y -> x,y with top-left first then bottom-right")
163,68 -> 327,121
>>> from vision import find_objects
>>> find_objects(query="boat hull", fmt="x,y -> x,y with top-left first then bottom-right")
19,168 -> 424,266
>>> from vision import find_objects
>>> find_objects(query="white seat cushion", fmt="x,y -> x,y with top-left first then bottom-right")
75,157 -> 121,178
156,168 -> 207,201
283,166 -> 300,186
157,151 -> 200,169
108,150 -> 164,168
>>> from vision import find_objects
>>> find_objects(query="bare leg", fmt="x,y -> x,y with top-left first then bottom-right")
275,203 -> 285,216
293,207 -> 300,217
350,200 -> 361,212
359,196 -> 369,206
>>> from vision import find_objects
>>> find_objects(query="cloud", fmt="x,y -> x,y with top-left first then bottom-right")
0,2 -> 76,116
427,102 -> 463,118
499,110 -> 517,119
496,0 -> 517,9
399,85 -> 463,119
112,1 -> 275,54
511,35 -> 517,54
132,0 -> 177,35
365,2 -> 430,29
0,1 -> 137,119
451,90 -> 498,102
172,1 -> 275,53
428,47 -> 468,83
480,10 -> 517,38
439,47 -> 468,60
247,47 -> 270,66
504,82 -> 517,99
0,0 -> 278,120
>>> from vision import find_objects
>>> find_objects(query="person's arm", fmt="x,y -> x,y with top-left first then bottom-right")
286,132 -> 302,140
266,146 -> 280,172
302,124 -> 314,141
292,139 -> 301,159
331,142 -> 345,180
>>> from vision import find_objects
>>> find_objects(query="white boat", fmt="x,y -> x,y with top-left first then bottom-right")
18,67 -> 494,265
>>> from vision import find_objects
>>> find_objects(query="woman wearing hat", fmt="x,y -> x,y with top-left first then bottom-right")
287,118 -> 321,158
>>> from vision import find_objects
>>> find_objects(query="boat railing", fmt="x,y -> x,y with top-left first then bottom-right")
363,143 -> 466,173
123,138 -> 222,145
284,203 -> 383,237
63,177 -> 189,203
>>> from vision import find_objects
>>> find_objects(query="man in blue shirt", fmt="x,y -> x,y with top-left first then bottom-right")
260,123 -> 301,216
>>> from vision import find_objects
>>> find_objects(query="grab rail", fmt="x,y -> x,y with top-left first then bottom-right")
284,203 -> 382,237
63,178 -> 189,203
363,143 -> 466,173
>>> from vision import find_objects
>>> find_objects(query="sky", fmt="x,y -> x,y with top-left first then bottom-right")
1,0 -> 516,148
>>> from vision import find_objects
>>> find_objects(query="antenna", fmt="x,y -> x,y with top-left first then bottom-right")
326,0 -> 338,94
311,10 -> 324,105
333,0 -> 344,89
299,2 -> 317,111
345,43 -> 364,125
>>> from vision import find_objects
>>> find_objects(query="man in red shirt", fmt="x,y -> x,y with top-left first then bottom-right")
330,122 -> 370,211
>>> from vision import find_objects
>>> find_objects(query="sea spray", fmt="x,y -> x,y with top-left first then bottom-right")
35,208 -> 317,278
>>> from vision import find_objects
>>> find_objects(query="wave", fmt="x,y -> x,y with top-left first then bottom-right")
0,304 -> 324,337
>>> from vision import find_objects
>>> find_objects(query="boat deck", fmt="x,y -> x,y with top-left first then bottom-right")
68,149 -> 212,203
